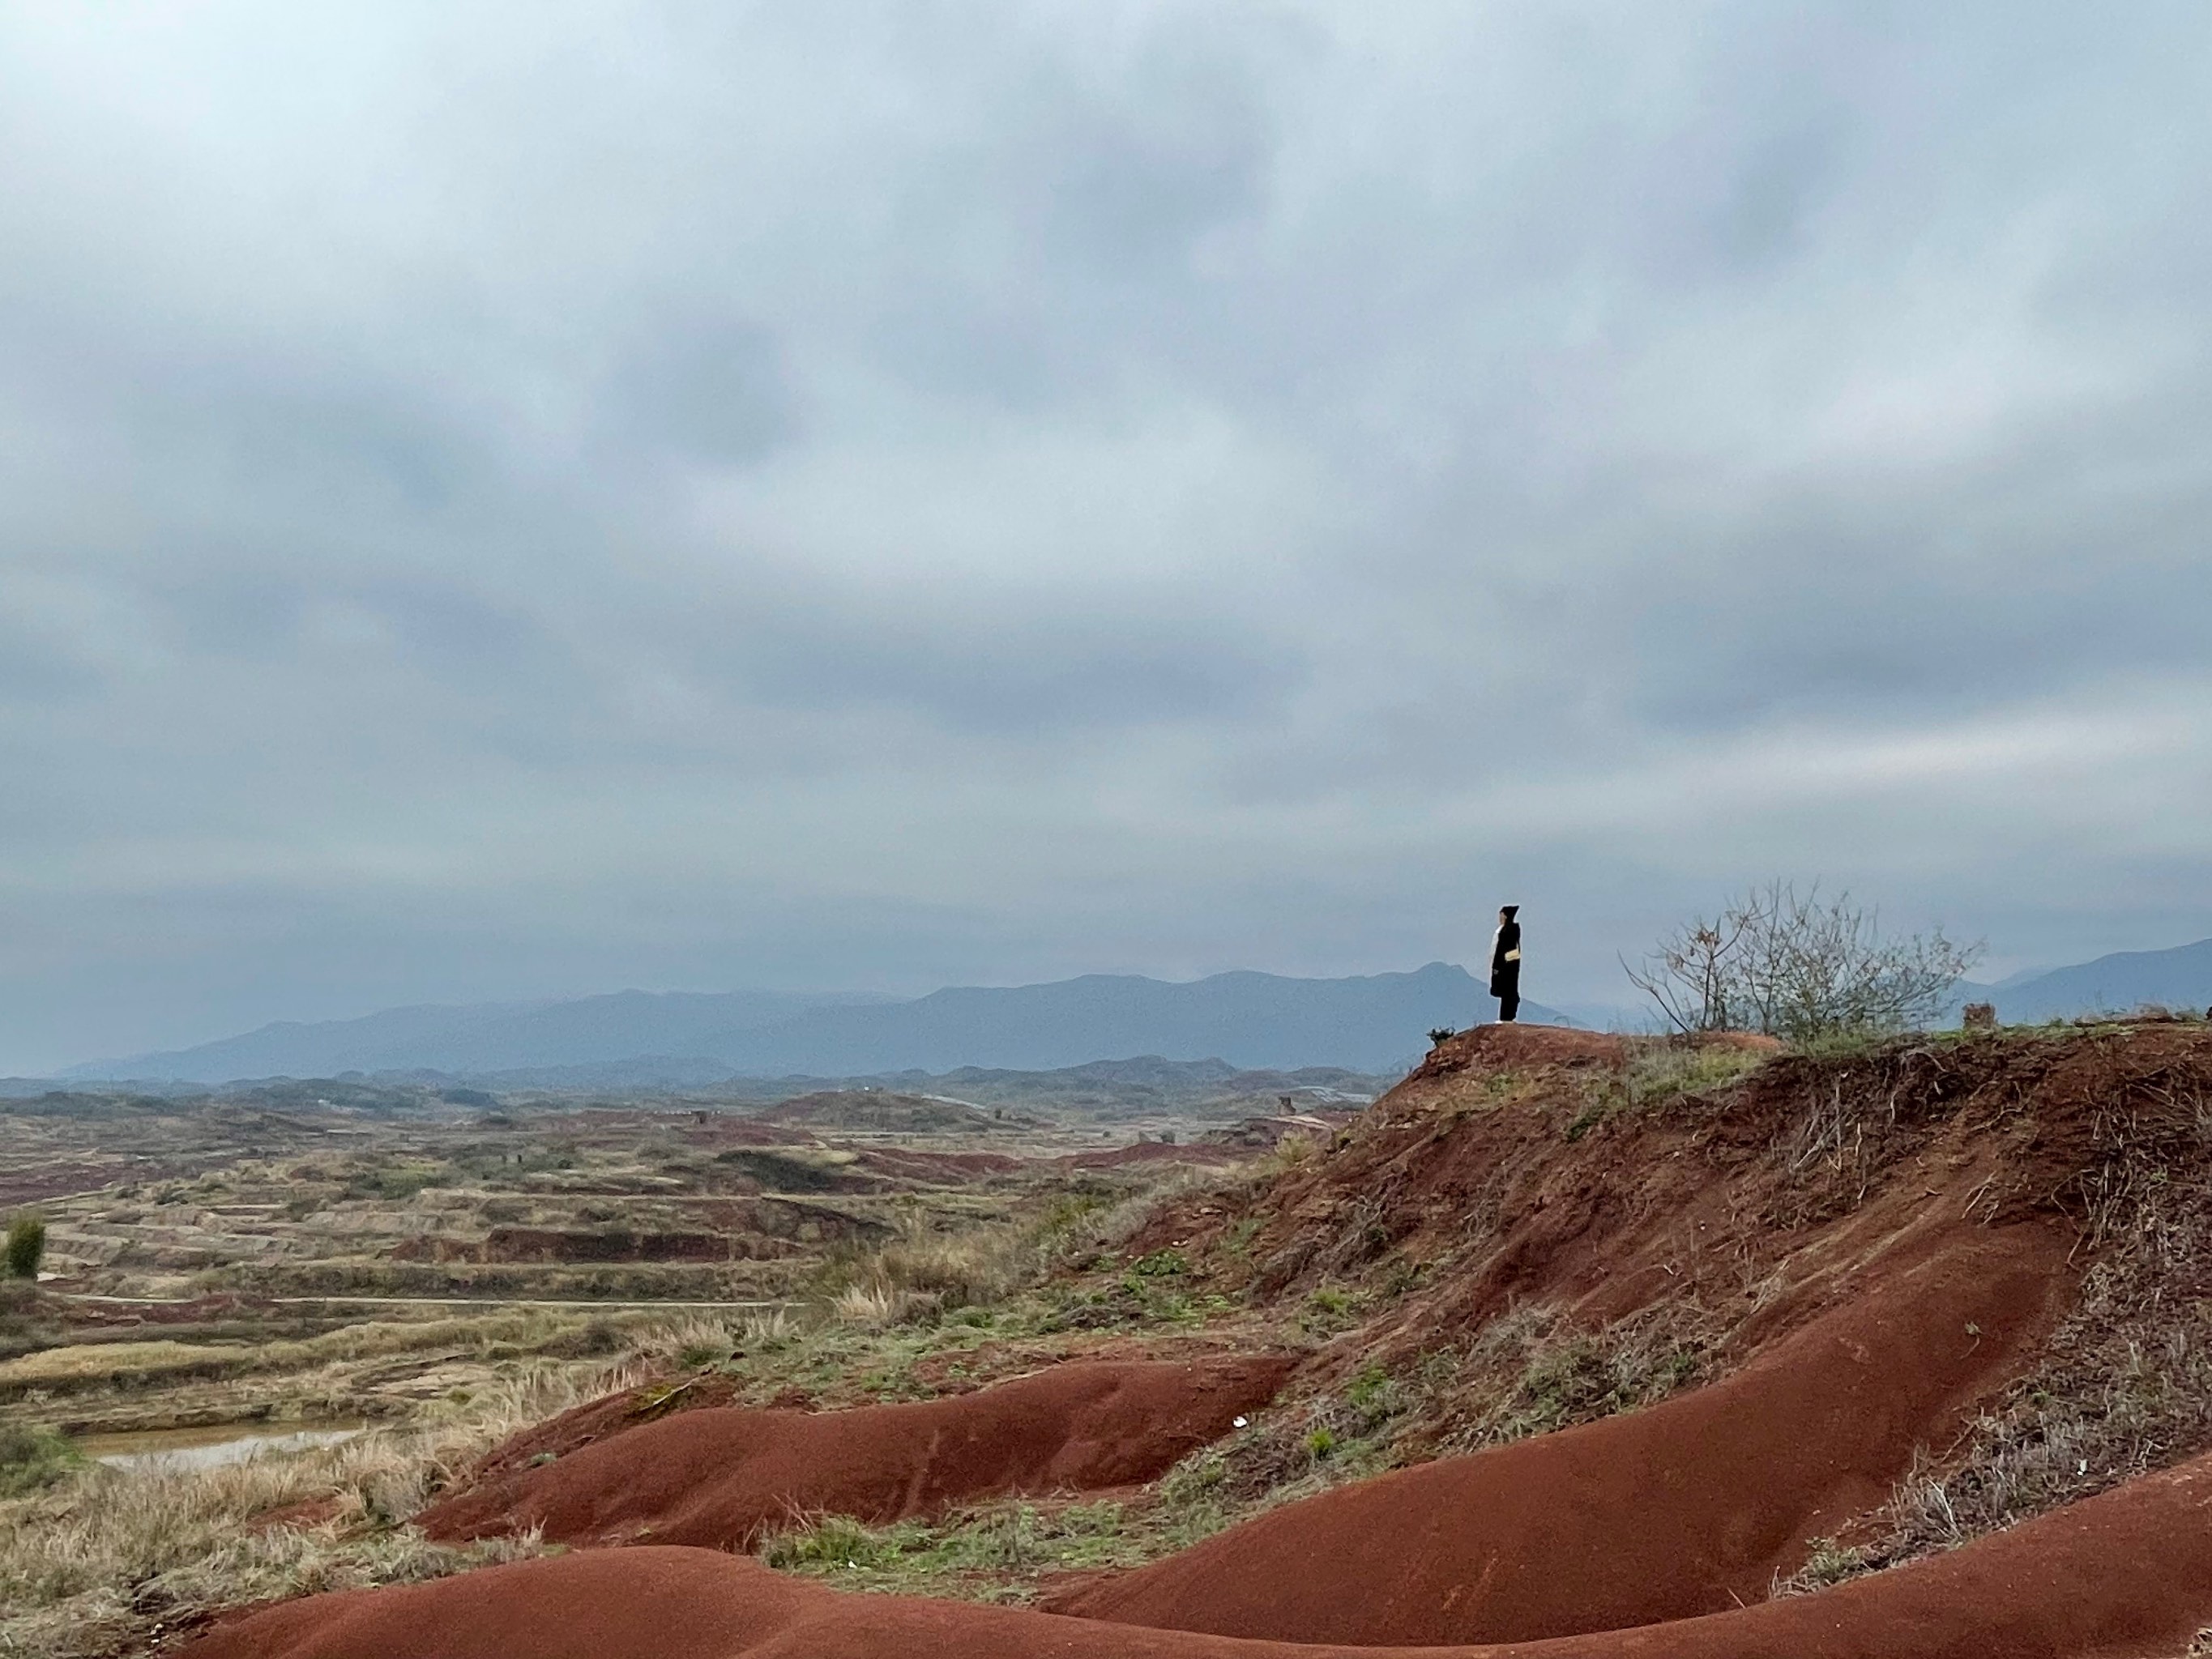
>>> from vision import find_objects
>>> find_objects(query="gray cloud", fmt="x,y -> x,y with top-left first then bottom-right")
597,316 -> 796,464
2,1 -> 2210,1070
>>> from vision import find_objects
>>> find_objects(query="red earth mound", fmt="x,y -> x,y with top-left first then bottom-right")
421,1356 -> 1293,1550
1427,1021 -> 1634,1073
1047,1222 -> 2070,1641
183,1448 -> 2212,1659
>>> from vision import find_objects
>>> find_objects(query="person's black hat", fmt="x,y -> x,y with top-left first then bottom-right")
1500,904 -> 1518,917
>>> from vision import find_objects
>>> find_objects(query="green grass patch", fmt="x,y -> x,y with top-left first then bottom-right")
1125,1249 -> 1189,1277
759,1501 -> 1144,1600
0,1425 -> 83,1499
1565,1041 -> 1770,1138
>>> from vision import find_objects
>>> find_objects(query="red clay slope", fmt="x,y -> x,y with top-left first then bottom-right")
1048,1220 -> 2072,1644
421,1356 -> 1292,1550
183,1445 -> 2212,1659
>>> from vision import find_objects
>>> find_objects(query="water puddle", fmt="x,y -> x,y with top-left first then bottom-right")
75,1421 -> 368,1472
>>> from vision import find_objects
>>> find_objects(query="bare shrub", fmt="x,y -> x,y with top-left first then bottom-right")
1626,881 -> 1981,1043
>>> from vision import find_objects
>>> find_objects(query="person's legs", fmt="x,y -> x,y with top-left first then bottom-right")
1499,991 -> 1519,1022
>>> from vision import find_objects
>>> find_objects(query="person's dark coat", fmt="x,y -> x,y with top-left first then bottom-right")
1489,918 -> 1522,999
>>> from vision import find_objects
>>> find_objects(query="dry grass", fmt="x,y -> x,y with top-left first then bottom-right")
0,1360 -> 637,1657
647,1308 -> 796,1367
0,1166 -> 1236,1646
822,1170 -> 1206,1333
832,1282 -> 912,1328
824,1225 -> 1035,1329
0,1340 -> 251,1392
1156,1296 -> 1715,1542
1869,1201 -> 2212,1566
0,1311 -> 598,1402
1426,1301 -> 1713,1452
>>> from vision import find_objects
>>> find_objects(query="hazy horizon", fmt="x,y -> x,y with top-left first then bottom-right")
41,932 -> 2212,1081
6,5 -> 2211,1074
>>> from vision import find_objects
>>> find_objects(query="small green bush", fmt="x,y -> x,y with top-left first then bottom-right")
5,1213 -> 45,1280
1126,1249 -> 1189,1277
0,1423 -> 82,1498
762,1513 -> 893,1570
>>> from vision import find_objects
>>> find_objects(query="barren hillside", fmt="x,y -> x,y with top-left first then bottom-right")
152,1019 -> 2212,1656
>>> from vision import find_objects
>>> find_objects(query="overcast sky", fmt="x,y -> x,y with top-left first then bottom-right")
4,2 -> 2210,1071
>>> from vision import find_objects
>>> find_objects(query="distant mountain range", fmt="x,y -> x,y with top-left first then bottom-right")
62,965 -> 1566,1086
58,989 -> 890,1084
52,936 -> 2210,1090
1958,936 -> 2212,1025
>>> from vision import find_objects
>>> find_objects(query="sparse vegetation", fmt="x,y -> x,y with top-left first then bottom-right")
1565,1039 -> 1769,1137
1258,1131 -> 1322,1175
0,1077 -> 1257,1647
1461,1312 -> 1706,1446
761,1501 -> 1144,1599
1626,880 -> 1982,1042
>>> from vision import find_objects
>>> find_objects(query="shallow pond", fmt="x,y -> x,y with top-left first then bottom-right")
75,1422 -> 367,1472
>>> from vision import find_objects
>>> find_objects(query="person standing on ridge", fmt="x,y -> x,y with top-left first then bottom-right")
1489,906 -> 1522,1023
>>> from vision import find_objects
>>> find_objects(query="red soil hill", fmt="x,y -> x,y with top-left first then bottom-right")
1046,1221 -> 2069,1642
1139,1022 -> 2211,1397
421,1356 -> 1292,1550
184,1448 -> 2212,1659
